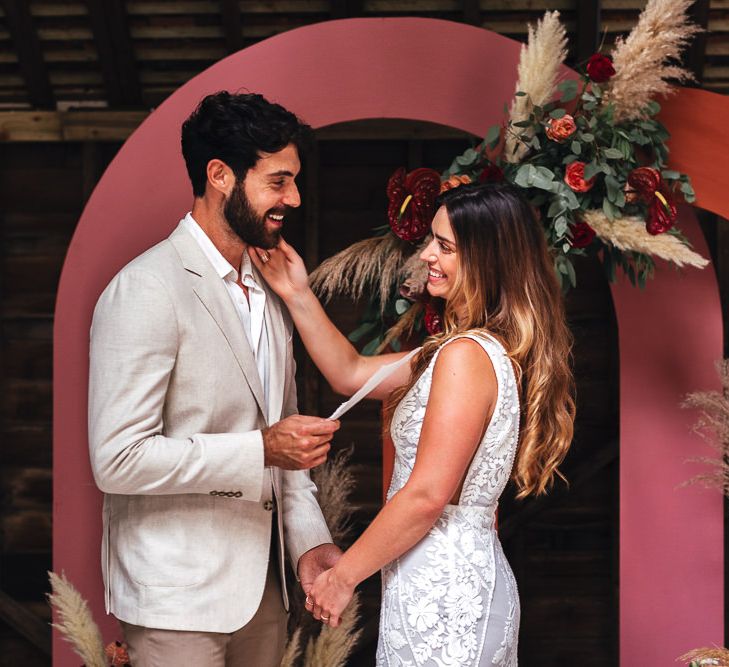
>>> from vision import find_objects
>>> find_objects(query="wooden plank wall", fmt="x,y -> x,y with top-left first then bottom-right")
0,123 -> 620,664
0,1 -> 727,110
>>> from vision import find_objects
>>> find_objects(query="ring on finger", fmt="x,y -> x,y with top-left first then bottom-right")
305,596 -> 313,607
321,615 -> 330,622
260,250 -> 270,263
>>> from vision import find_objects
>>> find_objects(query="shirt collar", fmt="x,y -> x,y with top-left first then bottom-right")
182,212 -> 238,282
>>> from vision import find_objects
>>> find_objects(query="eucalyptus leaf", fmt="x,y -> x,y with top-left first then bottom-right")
565,258 -> 577,287
485,124 -> 500,145
562,154 -> 580,165
603,148 -> 623,159
571,141 -> 581,155
512,120 -> 532,128
584,161 -> 601,181
361,335 -> 384,356
348,320 -> 378,343
515,90 -> 527,97
557,79 -> 579,103
581,132 -> 594,142
514,164 -> 532,188
549,108 -> 567,119
661,169 -> 680,179
395,298 -> 410,315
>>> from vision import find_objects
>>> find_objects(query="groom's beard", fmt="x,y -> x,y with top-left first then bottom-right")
223,184 -> 283,250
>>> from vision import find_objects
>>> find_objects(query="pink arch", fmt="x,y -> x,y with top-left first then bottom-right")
53,18 -> 723,665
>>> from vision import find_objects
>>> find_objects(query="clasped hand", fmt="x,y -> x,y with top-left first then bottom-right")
304,567 -> 355,628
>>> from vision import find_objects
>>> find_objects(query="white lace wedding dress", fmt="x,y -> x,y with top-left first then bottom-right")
376,333 -> 521,666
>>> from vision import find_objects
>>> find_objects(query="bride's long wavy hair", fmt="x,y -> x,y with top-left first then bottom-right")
385,182 -> 575,498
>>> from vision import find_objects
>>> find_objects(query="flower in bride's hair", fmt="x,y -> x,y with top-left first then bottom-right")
424,302 -> 443,335
478,164 -> 504,183
387,167 -> 441,242
564,161 -> 595,193
545,114 -> 576,142
626,167 -> 678,235
439,174 -> 472,194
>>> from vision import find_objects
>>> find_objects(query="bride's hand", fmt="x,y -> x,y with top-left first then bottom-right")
306,566 -> 355,628
248,238 -> 309,303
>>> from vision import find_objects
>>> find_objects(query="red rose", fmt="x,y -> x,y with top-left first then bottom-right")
626,167 -> 678,235
545,114 -> 577,142
586,53 -> 615,83
569,221 -> 596,248
439,174 -> 472,193
424,302 -> 443,335
564,161 -> 595,193
387,167 -> 441,242
479,164 -> 504,182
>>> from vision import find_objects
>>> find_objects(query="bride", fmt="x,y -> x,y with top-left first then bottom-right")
250,181 -> 574,665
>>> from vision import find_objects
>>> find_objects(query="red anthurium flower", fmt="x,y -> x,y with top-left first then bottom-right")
626,167 -> 678,235
586,53 -> 615,83
569,221 -> 596,248
387,167 -> 441,242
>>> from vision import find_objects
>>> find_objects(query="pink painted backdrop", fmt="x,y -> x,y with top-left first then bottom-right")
53,18 -> 723,665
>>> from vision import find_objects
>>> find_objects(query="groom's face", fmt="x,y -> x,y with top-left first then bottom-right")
224,143 -> 302,250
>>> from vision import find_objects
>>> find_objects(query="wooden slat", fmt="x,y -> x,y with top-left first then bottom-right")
221,0 -> 245,53
575,0 -> 601,65
462,0 -> 480,26
685,0 -> 710,83
0,589 -> 50,656
86,0 -> 142,107
0,0 -> 54,108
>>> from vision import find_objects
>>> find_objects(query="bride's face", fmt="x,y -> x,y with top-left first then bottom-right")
420,207 -> 459,301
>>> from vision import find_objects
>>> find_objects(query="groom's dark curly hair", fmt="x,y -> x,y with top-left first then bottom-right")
181,91 -> 312,197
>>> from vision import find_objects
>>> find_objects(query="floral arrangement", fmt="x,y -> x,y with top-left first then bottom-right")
309,0 -> 708,352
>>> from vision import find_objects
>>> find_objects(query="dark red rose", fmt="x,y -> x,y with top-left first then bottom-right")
479,164 -> 504,182
569,221 -> 596,248
106,641 -> 130,667
586,53 -> 615,83
424,302 -> 443,335
564,161 -> 595,193
627,167 -> 677,235
387,167 -> 441,242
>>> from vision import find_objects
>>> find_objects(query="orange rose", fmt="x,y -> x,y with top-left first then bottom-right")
546,114 -> 576,142
564,161 -> 595,193
439,174 -> 472,193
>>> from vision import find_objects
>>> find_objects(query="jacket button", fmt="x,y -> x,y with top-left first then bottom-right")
263,500 -> 274,511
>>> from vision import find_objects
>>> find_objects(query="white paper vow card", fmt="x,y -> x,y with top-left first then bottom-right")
328,347 -> 421,421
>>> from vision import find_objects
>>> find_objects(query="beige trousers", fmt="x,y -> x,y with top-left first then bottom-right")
120,553 -> 287,666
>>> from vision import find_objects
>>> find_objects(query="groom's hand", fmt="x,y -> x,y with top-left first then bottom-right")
262,415 -> 340,470
297,543 -> 343,594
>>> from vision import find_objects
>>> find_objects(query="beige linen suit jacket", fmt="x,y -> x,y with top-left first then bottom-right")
88,221 -> 332,633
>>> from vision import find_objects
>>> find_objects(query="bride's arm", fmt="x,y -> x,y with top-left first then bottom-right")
249,240 -> 411,399
305,338 -> 498,626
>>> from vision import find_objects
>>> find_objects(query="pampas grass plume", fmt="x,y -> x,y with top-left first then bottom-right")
679,646 -> 729,665
48,571 -> 107,667
582,210 -> 708,269
681,360 -> 729,496
303,592 -> 363,667
605,0 -> 701,122
505,11 -> 568,163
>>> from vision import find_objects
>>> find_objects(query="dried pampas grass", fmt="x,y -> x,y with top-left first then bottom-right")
302,592 -> 363,667
605,0 -> 701,122
582,210 -> 708,269
679,646 -> 729,665
48,571 -> 107,667
375,302 -> 424,355
281,447 -> 363,667
681,360 -> 729,497
311,446 -> 359,546
310,234 -> 409,311
505,11 -> 568,163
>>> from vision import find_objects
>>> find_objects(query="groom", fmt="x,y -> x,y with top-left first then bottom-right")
88,91 -> 341,666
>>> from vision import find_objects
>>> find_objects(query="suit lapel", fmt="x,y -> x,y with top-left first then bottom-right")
169,223 -> 268,422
